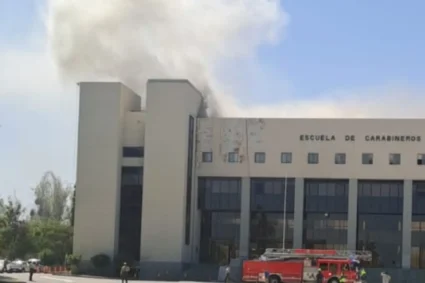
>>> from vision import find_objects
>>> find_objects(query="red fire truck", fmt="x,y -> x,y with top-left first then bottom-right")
242,248 -> 372,283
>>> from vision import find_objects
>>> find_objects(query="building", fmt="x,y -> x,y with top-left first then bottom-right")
73,80 -> 425,275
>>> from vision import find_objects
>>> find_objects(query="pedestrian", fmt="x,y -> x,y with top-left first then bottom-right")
316,268 -> 323,283
28,261 -> 36,281
120,262 -> 130,283
380,271 -> 391,283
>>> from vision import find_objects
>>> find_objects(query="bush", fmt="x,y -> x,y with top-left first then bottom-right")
65,254 -> 81,266
39,249 -> 57,266
90,254 -> 111,269
70,265 -> 79,275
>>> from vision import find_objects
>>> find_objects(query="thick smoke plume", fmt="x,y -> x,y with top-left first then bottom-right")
46,0 -> 287,116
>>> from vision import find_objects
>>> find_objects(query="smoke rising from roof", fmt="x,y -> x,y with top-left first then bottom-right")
46,0 -> 287,116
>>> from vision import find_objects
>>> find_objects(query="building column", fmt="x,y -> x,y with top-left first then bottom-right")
347,179 -> 358,250
402,179 -> 413,268
293,178 -> 304,248
239,177 -> 251,258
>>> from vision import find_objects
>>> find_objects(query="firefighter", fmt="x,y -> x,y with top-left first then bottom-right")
360,267 -> 367,282
339,272 -> 347,283
120,262 -> 130,283
316,268 -> 324,283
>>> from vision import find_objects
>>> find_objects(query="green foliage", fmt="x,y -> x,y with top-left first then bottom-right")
65,254 -> 82,266
91,254 -> 111,269
70,264 -> 79,275
0,171 -> 74,265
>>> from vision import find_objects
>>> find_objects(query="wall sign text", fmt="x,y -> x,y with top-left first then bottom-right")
299,134 -> 421,142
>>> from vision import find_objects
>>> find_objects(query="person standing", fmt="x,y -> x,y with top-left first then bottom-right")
28,261 -> 36,281
316,268 -> 324,283
120,262 -> 130,283
380,271 -> 391,283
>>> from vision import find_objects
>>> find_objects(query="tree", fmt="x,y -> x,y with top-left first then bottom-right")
33,171 -> 72,221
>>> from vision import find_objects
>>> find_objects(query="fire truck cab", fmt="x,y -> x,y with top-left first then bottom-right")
242,248 -> 372,283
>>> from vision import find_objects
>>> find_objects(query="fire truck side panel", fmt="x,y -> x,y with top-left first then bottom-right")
242,260 -> 304,283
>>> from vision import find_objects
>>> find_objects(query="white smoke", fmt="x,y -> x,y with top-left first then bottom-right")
46,0 -> 287,116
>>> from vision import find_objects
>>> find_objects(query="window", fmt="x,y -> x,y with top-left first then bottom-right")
417,154 -> 425,165
202,152 -> 213,163
122,147 -> 144,157
121,167 -> 143,186
319,263 -> 329,271
251,178 -> 295,212
362,153 -> 373,165
335,153 -> 346,165
308,153 -> 319,164
228,152 -> 239,163
185,116 -> 195,245
254,152 -> 266,163
281,152 -> 292,164
389,153 -> 400,165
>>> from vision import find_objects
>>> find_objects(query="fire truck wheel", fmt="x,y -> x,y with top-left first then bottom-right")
328,278 -> 339,283
268,275 -> 280,283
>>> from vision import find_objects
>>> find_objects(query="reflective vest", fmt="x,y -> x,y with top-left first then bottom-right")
339,274 -> 347,283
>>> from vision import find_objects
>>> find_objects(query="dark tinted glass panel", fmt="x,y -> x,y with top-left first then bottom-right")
303,213 -> 348,250
358,181 -> 403,214
123,147 -> 144,157
412,215 -> 425,268
121,167 -> 143,186
249,212 -> 294,258
251,178 -> 295,212
199,212 -> 240,264
413,182 -> 425,215
185,116 -> 194,245
198,178 -> 241,211
356,214 -> 402,268
118,167 -> 143,261
304,179 -> 348,213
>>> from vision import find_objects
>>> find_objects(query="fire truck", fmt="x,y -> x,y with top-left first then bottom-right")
241,248 -> 372,283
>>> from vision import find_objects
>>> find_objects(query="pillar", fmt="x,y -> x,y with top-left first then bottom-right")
239,177 -> 251,258
402,179 -> 412,268
347,179 -> 358,250
293,178 -> 304,248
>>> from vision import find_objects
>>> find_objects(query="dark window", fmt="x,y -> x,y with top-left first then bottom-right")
122,147 -> 144,158
199,212 -> 240,264
304,180 -> 348,213
362,153 -> 373,165
250,212 -> 294,258
250,178 -> 295,212
335,153 -> 346,165
303,180 -> 349,250
202,152 -> 213,163
228,152 -> 239,163
198,178 -> 241,211
121,167 -> 143,185
357,214 -> 402,268
254,152 -> 266,163
389,153 -> 401,165
357,181 -> 403,214
281,152 -> 292,164
412,182 -> 425,268
417,154 -> 425,165
303,213 -> 348,250
185,116 -> 195,245
118,167 -> 143,261
308,153 -> 319,164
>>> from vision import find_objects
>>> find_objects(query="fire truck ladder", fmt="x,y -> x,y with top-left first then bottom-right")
262,248 -> 372,262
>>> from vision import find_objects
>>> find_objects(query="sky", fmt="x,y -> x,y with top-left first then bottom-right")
1,0 -> 425,208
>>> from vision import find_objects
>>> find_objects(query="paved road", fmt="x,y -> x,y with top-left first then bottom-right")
5,273 -> 123,283
5,273 -> 210,283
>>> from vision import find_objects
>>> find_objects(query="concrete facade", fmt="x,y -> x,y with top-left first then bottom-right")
74,80 -> 425,272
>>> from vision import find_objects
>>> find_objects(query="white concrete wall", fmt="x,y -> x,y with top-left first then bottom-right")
196,118 -> 425,179
73,82 -> 141,260
140,80 -> 202,263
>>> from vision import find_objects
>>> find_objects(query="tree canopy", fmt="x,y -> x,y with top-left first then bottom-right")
0,171 -> 75,264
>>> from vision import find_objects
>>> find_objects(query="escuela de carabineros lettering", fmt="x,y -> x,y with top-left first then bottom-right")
299,134 -> 421,142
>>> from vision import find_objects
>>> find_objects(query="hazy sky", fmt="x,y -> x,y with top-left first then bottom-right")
1,0 -> 425,208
